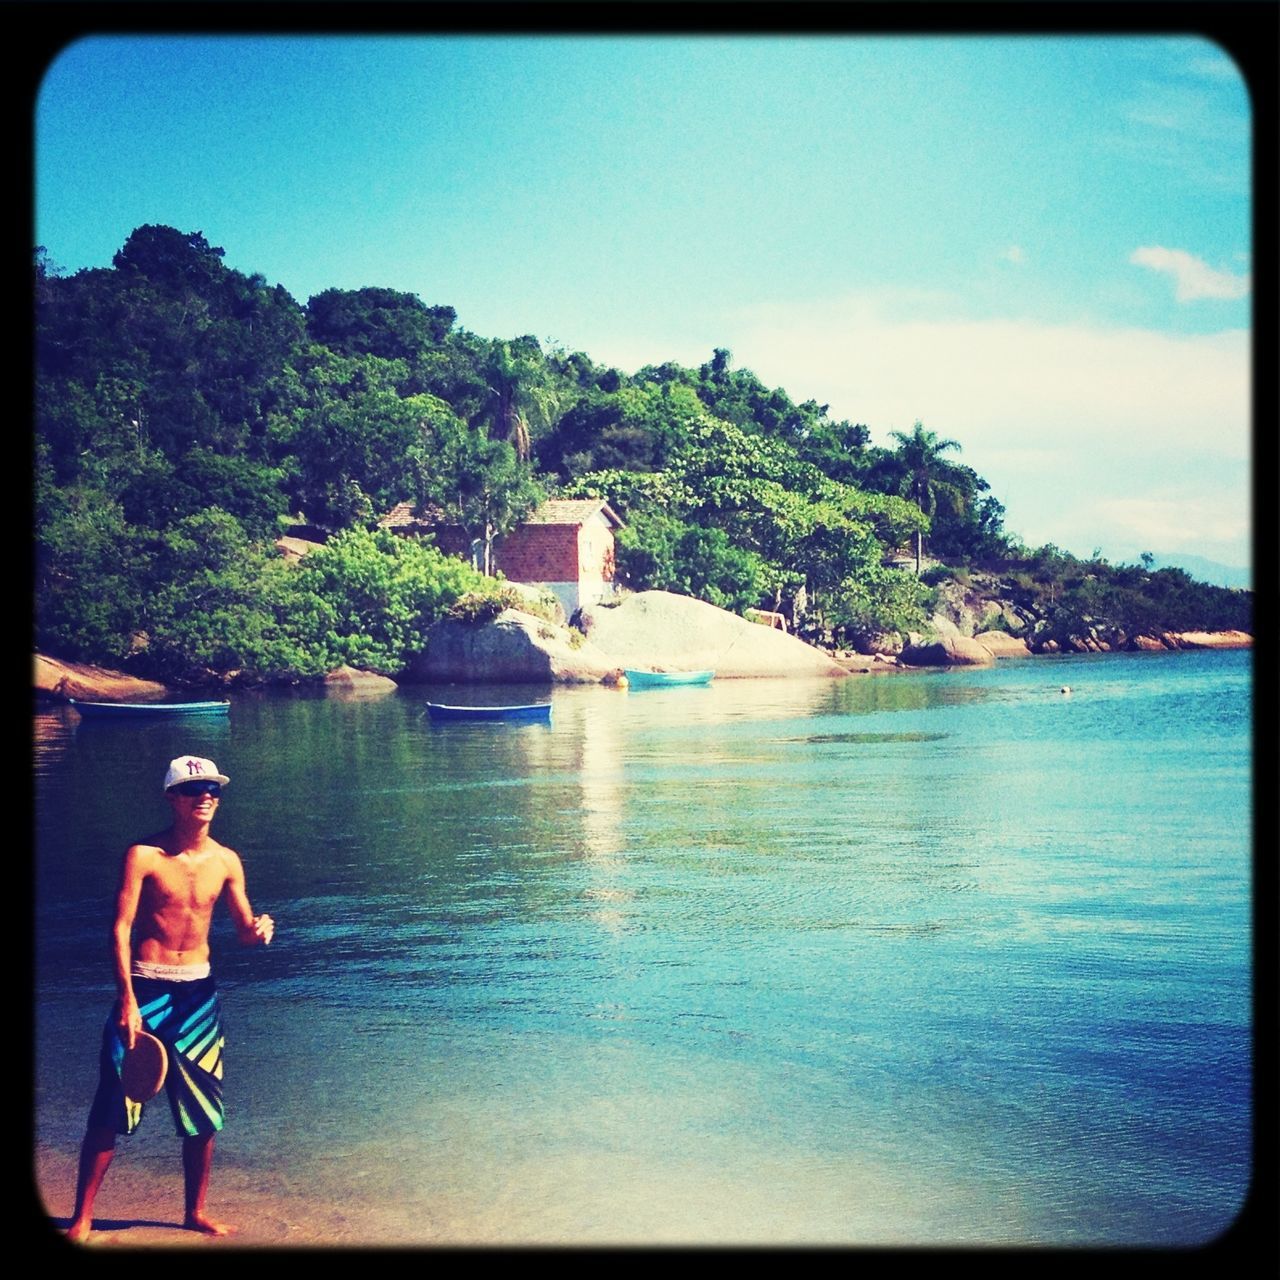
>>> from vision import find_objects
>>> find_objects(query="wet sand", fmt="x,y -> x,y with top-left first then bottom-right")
33,1142 -> 425,1250
33,1133 -> 1004,1249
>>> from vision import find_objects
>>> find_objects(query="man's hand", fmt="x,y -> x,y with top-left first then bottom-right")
252,914 -> 275,946
118,999 -> 142,1050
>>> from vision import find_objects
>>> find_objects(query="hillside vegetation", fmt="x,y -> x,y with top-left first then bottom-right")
35,226 -> 1251,684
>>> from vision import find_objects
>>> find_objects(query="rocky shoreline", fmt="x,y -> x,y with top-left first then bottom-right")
34,588 -> 1251,701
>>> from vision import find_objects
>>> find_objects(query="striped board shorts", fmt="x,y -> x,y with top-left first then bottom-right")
87,972 -> 226,1138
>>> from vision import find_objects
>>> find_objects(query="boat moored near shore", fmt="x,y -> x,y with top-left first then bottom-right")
426,701 -> 553,723
69,699 -> 231,719
622,669 -> 715,689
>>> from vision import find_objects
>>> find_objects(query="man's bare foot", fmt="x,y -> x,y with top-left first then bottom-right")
183,1212 -> 235,1236
64,1218 -> 93,1243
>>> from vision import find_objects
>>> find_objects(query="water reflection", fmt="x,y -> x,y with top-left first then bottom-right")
33,652 -> 1252,1245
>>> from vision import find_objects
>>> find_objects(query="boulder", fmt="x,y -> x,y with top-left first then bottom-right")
930,581 -> 980,635
999,603 -> 1031,634
275,535 -> 324,562
974,631 -> 1032,658
847,630 -> 904,657
899,635 -> 996,667
406,609 -> 618,684
1132,635 -> 1171,652
35,654 -> 170,703
323,666 -> 398,693
1167,630 -> 1252,650
576,591 -> 850,678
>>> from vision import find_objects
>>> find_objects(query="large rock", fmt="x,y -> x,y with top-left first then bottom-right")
576,591 -> 849,678
847,630 -> 904,657
973,631 -> 1032,658
406,609 -> 618,684
35,654 -> 170,703
1167,630 -> 1252,650
323,666 -> 398,694
928,612 -> 963,638
900,635 -> 996,667
275,535 -> 324,562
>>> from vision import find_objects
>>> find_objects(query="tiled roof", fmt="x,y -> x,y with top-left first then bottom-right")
378,501 -> 454,529
521,499 -> 623,529
378,498 -> 622,530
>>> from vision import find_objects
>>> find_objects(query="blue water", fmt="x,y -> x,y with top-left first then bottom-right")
33,649 -> 1252,1245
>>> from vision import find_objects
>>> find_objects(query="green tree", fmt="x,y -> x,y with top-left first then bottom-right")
829,560 -> 932,642
141,509 -> 329,683
35,475 -> 150,664
888,422 -> 966,573
293,527 -> 496,673
407,399 -> 544,575
305,286 -> 456,363
272,351 -> 428,529
615,511 -> 772,612
474,337 -> 562,461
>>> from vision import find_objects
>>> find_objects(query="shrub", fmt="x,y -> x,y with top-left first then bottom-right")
294,528 -> 494,674
446,589 -> 513,624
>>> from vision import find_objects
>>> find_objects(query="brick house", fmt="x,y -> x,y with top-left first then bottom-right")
379,497 -> 624,617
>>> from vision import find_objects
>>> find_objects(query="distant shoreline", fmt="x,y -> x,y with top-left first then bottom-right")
32,629 -> 1253,705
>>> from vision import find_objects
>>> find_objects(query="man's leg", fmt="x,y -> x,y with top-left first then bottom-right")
65,1126 -> 117,1242
181,1133 -> 233,1235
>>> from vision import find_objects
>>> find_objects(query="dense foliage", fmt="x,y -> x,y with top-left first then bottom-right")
34,227 -> 1250,683
998,548 -> 1252,646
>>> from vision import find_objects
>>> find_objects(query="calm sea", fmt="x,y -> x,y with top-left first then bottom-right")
33,649 -> 1252,1246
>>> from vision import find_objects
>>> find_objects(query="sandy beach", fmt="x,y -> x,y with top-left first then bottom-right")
34,1141 -> 414,1250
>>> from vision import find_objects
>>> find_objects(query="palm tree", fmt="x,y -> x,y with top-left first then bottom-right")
474,338 -> 559,462
889,421 -> 964,574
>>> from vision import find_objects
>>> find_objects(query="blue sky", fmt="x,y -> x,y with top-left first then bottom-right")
35,33 -> 1253,577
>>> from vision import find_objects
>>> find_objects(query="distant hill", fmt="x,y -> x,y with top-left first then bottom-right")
1148,553 -> 1251,590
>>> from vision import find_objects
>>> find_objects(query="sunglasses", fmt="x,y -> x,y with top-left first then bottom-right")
171,781 -> 222,798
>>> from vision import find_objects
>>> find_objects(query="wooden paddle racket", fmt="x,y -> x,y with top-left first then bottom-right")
121,1030 -> 168,1102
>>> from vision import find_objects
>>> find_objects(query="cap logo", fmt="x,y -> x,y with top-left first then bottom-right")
185,759 -> 203,775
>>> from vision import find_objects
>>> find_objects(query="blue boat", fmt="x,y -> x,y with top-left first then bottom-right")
622,669 -> 715,688
69,699 -> 231,719
426,701 -> 552,723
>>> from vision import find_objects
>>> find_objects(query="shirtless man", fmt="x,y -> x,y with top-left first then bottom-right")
65,755 -> 275,1243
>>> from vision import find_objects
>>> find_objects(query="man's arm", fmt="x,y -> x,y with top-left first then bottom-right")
112,845 -> 150,1049
222,849 -> 274,947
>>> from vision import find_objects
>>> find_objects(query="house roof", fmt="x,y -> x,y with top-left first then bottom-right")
379,497 -> 623,531
378,501 -> 440,530
522,498 -> 624,529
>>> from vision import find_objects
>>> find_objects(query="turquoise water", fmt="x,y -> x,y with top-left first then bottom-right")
34,649 -> 1252,1245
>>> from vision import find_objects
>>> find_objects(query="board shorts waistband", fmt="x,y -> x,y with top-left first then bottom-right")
131,960 -> 212,981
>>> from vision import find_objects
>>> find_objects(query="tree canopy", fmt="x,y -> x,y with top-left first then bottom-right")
34,225 -> 1248,683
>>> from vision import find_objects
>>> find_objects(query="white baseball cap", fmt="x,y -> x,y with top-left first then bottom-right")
163,755 -> 230,791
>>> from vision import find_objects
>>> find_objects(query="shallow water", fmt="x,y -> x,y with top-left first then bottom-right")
33,650 -> 1252,1245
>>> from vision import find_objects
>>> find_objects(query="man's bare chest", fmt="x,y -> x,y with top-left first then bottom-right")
145,855 -> 227,910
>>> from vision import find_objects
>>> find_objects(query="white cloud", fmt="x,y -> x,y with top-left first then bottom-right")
709,288 -> 1250,564
1130,245 -> 1251,302
725,289 -> 1249,457
1090,494 -> 1250,556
